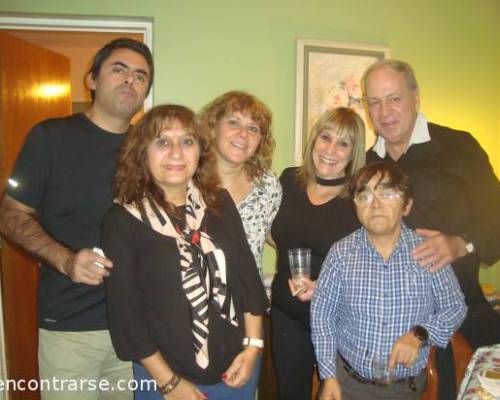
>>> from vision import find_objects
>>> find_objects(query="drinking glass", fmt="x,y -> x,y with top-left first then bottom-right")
372,352 -> 395,384
288,248 -> 311,295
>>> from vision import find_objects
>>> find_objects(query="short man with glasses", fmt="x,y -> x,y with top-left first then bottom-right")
311,161 -> 466,400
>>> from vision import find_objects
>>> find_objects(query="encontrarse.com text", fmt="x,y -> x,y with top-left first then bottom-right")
0,378 -> 157,392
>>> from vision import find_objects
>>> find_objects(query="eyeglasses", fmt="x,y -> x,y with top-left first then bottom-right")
354,190 -> 403,205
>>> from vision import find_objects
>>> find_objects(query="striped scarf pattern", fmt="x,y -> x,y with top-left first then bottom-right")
122,181 -> 238,368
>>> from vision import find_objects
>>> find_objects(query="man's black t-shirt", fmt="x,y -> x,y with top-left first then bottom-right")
6,113 -> 125,331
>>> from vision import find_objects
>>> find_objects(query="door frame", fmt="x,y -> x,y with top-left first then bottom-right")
0,13 -> 154,399
0,13 -> 154,109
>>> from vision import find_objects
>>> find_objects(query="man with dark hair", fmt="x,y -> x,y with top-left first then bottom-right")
362,59 -> 500,399
311,161 -> 466,400
0,37 -> 153,399
87,37 -> 154,101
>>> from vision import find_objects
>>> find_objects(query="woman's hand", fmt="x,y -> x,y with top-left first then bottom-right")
139,352 -> 207,400
222,347 -> 260,388
166,378 -> 207,400
288,277 -> 316,302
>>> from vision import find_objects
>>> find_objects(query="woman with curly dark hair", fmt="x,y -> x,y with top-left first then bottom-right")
102,104 -> 267,400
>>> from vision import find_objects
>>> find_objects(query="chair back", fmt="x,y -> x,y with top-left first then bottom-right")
421,332 -> 473,400
451,331 -> 474,387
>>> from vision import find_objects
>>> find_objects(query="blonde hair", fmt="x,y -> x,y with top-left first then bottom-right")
298,107 -> 366,197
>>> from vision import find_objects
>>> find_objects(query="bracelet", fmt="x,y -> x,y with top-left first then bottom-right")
158,373 -> 181,395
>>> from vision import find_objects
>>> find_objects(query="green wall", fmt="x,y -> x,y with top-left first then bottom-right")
1,0 -> 499,288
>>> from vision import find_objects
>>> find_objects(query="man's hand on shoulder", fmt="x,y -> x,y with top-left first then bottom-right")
412,229 -> 467,272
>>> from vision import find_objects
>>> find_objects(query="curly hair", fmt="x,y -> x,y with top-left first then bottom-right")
297,107 -> 366,197
114,104 -> 220,213
198,90 -> 275,179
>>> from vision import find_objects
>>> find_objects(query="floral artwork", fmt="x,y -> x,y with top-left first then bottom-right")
295,40 -> 388,163
307,52 -> 372,134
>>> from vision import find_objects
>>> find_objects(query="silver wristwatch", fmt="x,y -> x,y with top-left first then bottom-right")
460,234 -> 475,254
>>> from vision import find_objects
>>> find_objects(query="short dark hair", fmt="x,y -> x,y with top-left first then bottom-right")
350,161 -> 412,206
87,37 -> 154,101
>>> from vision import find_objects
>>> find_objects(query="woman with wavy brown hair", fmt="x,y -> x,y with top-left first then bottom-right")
102,104 -> 267,400
199,92 -> 281,397
199,91 -> 282,279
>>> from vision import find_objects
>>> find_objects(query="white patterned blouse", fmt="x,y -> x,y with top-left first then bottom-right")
236,170 -> 282,278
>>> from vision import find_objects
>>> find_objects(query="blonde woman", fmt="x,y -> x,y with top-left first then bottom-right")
270,107 -> 366,399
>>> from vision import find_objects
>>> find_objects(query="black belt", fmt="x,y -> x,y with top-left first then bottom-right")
339,353 -> 417,391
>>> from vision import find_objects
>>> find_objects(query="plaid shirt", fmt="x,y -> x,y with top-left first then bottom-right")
311,223 -> 467,380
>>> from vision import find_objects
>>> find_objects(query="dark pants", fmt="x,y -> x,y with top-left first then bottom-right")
336,354 -> 426,400
271,307 -> 316,400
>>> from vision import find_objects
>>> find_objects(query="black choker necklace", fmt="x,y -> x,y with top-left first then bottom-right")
315,175 -> 347,186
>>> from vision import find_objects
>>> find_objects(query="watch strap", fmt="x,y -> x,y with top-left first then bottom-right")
242,337 -> 264,349
411,325 -> 429,343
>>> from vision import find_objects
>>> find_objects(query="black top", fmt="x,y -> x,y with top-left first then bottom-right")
6,113 -> 125,331
102,190 -> 267,385
270,167 -> 360,329
367,122 -> 500,347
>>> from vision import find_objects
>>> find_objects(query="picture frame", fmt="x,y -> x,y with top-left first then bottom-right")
294,39 -> 389,163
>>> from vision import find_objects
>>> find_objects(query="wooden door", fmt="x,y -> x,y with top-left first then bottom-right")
0,31 -> 71,400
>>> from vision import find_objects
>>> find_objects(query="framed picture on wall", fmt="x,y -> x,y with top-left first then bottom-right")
294,39 -> 389,163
